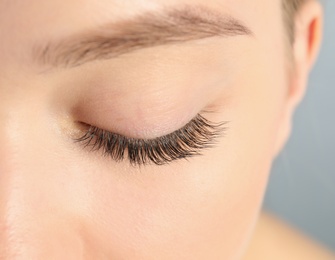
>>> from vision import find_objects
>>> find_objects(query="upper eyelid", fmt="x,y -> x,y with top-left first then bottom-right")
77,112 -> 224,141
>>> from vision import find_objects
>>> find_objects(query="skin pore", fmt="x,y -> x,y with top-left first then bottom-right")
0,0 -> 330,259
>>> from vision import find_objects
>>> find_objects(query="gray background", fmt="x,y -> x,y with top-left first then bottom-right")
263,0 -> 335,251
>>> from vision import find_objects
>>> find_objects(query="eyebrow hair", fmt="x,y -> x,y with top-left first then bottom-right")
33,5 -> 253,70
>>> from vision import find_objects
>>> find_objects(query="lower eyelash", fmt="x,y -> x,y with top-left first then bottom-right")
74,114 -> 228,166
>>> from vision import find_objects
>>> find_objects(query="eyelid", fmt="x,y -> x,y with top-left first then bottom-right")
74,113 -> 228,166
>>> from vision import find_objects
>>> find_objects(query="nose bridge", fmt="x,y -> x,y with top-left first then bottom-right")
0,95 -> 46,257
0,87 -> 85,259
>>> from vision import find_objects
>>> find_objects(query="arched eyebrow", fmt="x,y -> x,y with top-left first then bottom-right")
33,5 -> 253,70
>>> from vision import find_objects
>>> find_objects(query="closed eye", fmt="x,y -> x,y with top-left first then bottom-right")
74,113 -> 228,166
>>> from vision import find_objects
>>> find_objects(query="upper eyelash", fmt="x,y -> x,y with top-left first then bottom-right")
74,113 -> 227,166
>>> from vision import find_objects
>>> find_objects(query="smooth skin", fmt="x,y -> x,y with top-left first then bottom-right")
0,0 -> 332,259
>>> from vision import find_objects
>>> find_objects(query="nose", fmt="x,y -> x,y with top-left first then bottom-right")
0,92 -> 89,259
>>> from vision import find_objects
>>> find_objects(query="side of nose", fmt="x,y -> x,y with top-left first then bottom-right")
0,94 -> 88,259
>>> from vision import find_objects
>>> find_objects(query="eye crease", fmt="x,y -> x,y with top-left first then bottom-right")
74,113 -> 228,166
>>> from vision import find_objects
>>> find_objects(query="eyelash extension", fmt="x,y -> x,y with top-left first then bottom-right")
74,114 -> 227,166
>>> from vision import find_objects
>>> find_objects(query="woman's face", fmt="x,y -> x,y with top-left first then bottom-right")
0,0 -> 303,259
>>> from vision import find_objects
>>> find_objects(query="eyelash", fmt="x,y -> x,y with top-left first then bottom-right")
74,113 -> 227,166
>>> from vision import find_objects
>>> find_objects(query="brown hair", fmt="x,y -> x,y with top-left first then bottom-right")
283,0 -> 307,44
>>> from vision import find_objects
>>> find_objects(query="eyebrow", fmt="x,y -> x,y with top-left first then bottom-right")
33,5 -> 253,70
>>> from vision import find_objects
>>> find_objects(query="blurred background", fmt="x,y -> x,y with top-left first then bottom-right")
263,0 -> 335,251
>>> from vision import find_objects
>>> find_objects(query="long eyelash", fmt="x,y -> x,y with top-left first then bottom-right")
74,114 -> 227,166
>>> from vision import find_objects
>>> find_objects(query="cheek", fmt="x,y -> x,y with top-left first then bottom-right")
73,139 -> 273,260
69,159 -> 269,260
